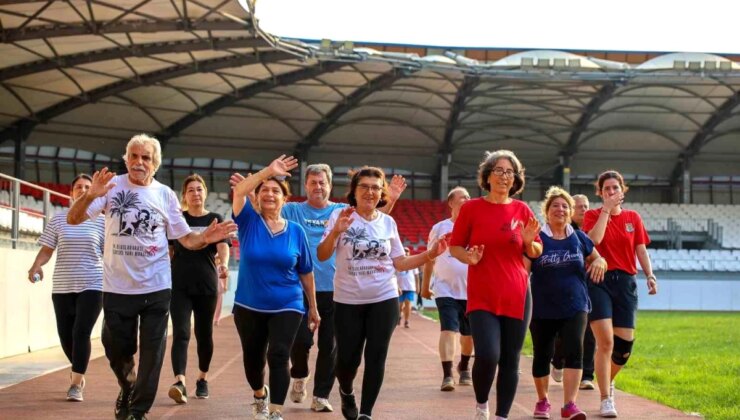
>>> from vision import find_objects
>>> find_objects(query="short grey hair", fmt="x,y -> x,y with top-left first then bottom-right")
446,186 -> 470,203
572,194 -> 589,204
477,149 -> 525,196
123,133 -> 162,174
305,163 -> 333,185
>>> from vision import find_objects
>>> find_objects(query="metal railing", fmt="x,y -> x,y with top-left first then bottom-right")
0,173 -> 70,249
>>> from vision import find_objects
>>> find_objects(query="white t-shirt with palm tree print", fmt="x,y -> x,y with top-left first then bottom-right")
87,175 -> 191,294
323,209 -> 405,305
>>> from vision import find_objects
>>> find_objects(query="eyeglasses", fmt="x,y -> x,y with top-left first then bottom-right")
492,167 -> 518,178
357,184 -> 382,193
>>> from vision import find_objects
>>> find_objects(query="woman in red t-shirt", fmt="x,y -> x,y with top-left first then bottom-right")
582,170 -> 658,417
450,150 -> 542,420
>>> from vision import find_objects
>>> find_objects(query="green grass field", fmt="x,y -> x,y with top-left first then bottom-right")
421,309 -> 740,419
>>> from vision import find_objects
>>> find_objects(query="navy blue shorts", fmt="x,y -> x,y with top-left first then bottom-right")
399,291 -> 416,302
435,297 -> 471,336
588,270 -> 638,329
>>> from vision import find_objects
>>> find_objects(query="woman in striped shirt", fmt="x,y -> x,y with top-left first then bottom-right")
28,174 -> 106,402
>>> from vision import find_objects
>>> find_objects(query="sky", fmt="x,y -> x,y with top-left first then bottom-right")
239,0 -> 739,55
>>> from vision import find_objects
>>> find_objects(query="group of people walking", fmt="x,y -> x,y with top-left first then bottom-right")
27,133 -> 657,420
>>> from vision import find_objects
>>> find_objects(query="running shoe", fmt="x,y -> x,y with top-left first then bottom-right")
475,407 -> 490,420
561,401 -> 586,420
253,386 -> 270,420
551,367 -> 563,383
290,375 -> 310,403
579,380 -> 595,390
168,381 -> 187,404
66,384 -> 83,402
441,376 -> 455,391
340,389 -> 358,420
115,388 -> 131,420
195,379 -> 209,399
458,369 -> 473,386
311,396 -> 334,412
534,398 -> 551,419
599,397 -> 617,418
267,412 -> 284,420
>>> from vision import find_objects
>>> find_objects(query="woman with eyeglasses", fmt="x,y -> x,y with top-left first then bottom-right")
28,174 -> 105,402
449,150 -> 542,420
581,170 -> 657,418
317,166 -> 448,420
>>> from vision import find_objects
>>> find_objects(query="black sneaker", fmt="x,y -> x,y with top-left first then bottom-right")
340,390 -> 358,420
195,379 -> 209,399
115,388 -> 131,420
168,381 -> 188,404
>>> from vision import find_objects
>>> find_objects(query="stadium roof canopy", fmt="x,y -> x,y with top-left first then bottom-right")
1,0 -> 739,189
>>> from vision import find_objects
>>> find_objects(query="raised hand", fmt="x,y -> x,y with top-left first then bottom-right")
388,174 -> 407,201
229,172 -> 245,188
203,219 -> 237,244
466,245 -> 485,265
602,191 -> 624,213
89,167 -> 116,198
333,207 -> 355,234
520,217 -> 541,246
267,155 -> 298,178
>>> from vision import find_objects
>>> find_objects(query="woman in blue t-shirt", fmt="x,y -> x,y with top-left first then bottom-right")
528,187 -> 607,420
231,155 -> 320,420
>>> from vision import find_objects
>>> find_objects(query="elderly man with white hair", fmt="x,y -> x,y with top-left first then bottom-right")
68,134 -> 236,420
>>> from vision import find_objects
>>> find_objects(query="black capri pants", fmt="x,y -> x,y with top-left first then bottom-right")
530,312 -> 588,378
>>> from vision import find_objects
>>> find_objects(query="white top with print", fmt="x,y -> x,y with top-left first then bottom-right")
324,210 -> 405,305
87,175 -> 191,294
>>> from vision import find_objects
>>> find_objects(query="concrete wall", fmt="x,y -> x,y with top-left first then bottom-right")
0,247 -> 235,359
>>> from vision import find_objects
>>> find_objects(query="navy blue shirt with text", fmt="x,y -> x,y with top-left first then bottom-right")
530,230 -> 593,319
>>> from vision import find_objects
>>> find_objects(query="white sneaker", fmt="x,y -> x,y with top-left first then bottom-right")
600,397 -> 618,418
311,396 -> 334,412
551,367 -> 563,383
290,375 -> 310,403
268,411 -> 284,420
475,407 -> 490,420
252,386 -> 270,420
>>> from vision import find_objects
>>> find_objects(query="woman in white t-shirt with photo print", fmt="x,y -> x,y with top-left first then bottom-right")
317,166 -> 448,420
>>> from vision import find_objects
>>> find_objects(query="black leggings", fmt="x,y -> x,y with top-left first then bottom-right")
530,312 -> 588,377
233,306 -> 302,405
51,290 -> 103,374
290,291 -> 336,398
469,289 -> 531,418
170,290 -> 217,376
334,297 -> 399,417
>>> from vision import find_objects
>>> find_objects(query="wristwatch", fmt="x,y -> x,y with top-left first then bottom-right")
646,275 -> 657,281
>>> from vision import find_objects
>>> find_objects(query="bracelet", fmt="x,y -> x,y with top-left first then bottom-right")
647,275 -> 657,281
601,209 -> 611,215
